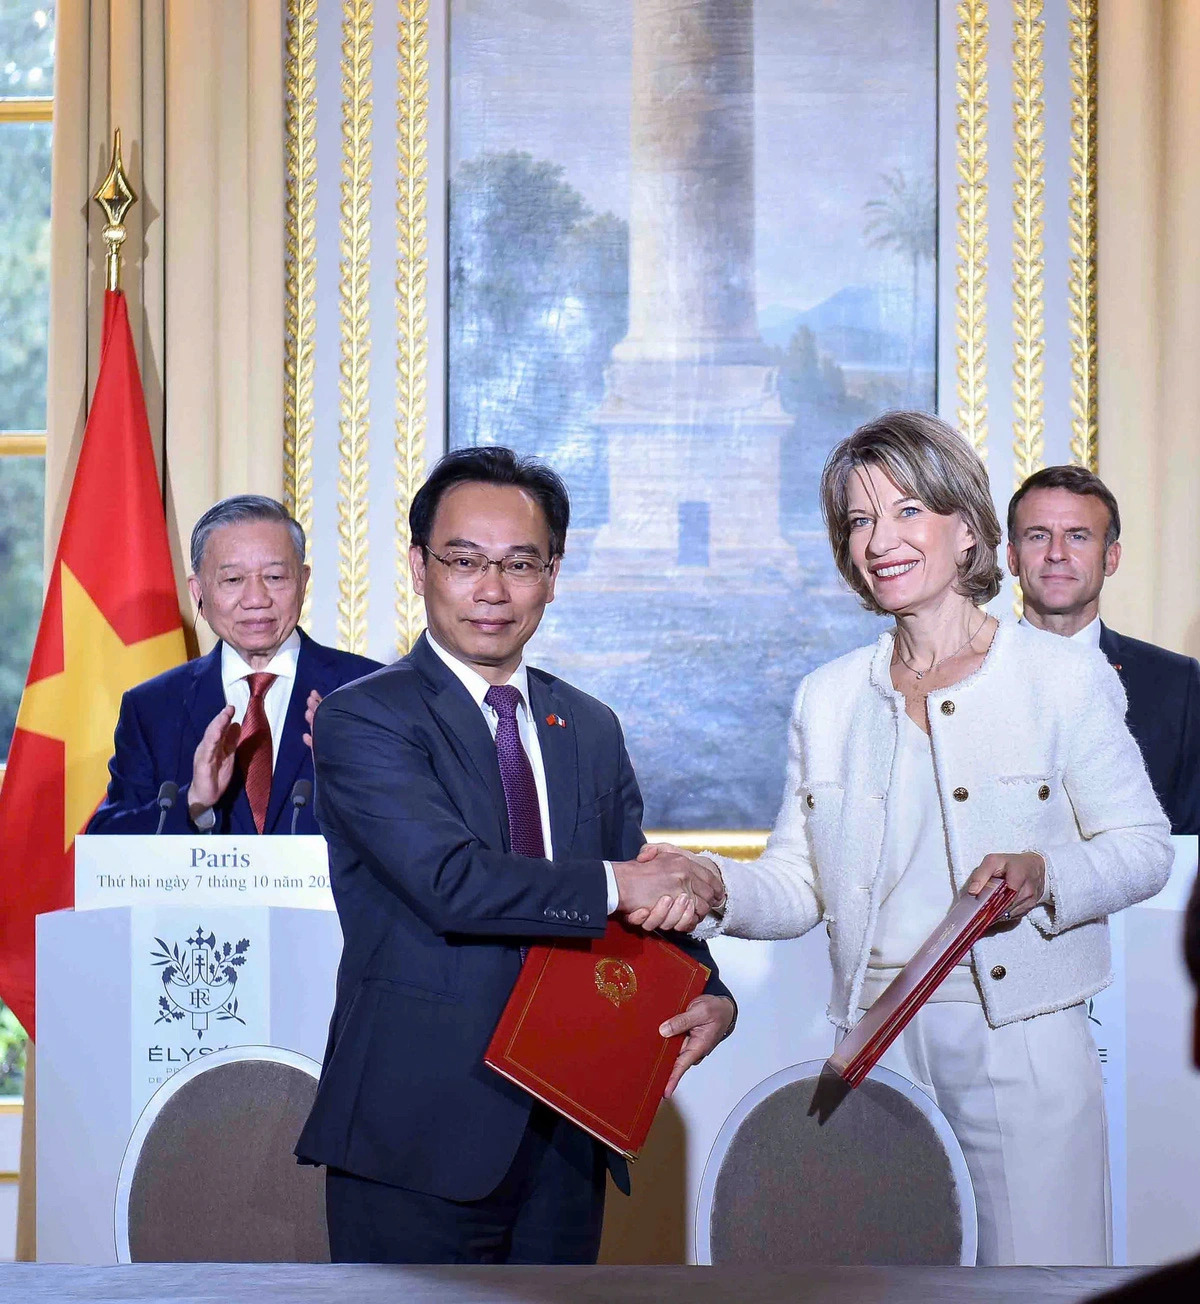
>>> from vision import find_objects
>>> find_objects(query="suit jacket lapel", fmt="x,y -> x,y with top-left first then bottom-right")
1099,621 -> 1119,664
411,636 -> 510,849
265,630 -> 327,833
182,644 -> 226,758
181,642 -> 254,834
529,672 -> 578,859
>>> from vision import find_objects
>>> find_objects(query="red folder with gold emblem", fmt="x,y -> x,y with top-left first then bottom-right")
484,921 -> 710,1158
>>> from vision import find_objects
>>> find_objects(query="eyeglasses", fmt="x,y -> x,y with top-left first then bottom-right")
425,548 -> 554,586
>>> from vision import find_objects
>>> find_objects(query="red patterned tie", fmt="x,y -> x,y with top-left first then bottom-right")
237,672 -> 277,834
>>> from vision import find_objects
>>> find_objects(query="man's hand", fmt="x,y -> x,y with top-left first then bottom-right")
187,704 -> 240,818
660,995 -> 736,1097
620,843 -> 724,932
303,689 -> 322,749
965,852 -> 1046,920
612,846 -> 725,933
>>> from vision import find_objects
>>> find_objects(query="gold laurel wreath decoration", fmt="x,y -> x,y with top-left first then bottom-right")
955,1 -> 989,458
284,0 -> 318,628
1067,0 -> 1099,472
395,1 -> 430,656
1011,0 -> 1046,489
337,0 -> 374,655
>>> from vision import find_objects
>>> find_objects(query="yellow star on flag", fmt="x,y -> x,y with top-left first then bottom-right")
16,562 -> 186,849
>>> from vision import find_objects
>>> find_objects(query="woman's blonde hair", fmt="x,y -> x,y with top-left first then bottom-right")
820,410 -> 1002,614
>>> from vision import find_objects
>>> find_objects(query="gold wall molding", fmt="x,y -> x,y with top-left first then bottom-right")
284,0 -> 318,627
1011,0 -> 1046,487
394,2 -> 430,657
954,1 -> 989,458
1067,0 -> 1098,472
337,0 -> 374,655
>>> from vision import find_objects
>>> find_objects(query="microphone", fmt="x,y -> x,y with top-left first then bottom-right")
154,781 -> 179,836
289,779 -> 312,836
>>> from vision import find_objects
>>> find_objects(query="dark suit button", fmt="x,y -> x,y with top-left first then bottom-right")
1038,784 -> 1050,800
568,910 -> 579,921
557,909 -> 568,919
581,913 -> 590,924
941,700 -> 955,716
543,909 -> 553,919
991,965 -> 1007,981
953,787 -> 969,802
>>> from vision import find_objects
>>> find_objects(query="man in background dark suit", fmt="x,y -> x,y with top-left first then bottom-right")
1089,872 -> 1200,1301
89,495 -> 379,836
296,447 -> 735,1265
1008,465 -> 1200,834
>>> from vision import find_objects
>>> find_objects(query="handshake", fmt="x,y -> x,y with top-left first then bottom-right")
611,844 -> 725,933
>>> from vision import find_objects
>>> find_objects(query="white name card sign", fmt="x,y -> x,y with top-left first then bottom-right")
74,834 -> 334,910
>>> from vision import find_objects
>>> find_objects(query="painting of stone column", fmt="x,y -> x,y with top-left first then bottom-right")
449,0 -> 937,827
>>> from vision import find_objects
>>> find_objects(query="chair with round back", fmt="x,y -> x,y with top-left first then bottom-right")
696,1060 -> 977,1266
115,1045 -> 329,1263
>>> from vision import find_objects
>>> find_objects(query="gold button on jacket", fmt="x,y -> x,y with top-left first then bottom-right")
1038,784 -> 1051,800
953,787 -> 969,802
991,964 -> 1007,980
940,700 -> 955,716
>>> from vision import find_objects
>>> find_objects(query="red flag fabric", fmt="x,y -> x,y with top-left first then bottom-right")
0,290 -> 186,1037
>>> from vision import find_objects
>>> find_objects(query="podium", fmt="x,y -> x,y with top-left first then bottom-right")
37,836 -> 341,1264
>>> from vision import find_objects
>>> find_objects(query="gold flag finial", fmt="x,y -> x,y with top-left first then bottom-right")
93,129 -> 137,292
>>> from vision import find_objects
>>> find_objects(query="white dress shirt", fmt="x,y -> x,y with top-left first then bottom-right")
220,629 -> 302,761
1018,614 -> 1101,647
193,630 -> 302,828
426,632 -> 619,914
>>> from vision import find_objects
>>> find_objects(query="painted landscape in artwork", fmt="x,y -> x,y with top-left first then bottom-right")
449,0 -> 937,827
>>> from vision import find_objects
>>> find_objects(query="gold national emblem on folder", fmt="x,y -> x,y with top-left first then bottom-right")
594,956 -> 637,1007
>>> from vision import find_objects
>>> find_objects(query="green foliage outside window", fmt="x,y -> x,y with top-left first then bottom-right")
0,1002 -> 26,1096
0,457 -> 43,759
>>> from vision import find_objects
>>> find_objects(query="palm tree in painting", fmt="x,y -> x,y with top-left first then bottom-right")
863,169 -> 936,398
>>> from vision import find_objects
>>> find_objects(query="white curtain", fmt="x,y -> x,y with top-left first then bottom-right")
46,0 -> 285,629
1098,0 -> 1200,656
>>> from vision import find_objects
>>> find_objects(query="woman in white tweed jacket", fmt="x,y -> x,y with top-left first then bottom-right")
636,412 -> 1172,1267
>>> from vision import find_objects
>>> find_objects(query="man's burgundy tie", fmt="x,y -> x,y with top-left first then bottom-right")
484,684 -> 544,857
237,672 -> 277,834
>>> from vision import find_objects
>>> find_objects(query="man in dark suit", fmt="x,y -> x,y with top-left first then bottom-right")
1008,465 -> 1200,834
1089,872 -> 1200,1302
89,495 -> 380,836
295,447 -> 735,1265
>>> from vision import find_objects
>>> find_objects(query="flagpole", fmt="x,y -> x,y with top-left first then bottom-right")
93,129 -> 137,293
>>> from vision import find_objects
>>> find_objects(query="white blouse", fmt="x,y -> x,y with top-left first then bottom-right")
860,711 -> 979,1007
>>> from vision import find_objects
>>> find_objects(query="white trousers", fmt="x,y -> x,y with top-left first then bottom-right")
870,1000 -> 1111,1266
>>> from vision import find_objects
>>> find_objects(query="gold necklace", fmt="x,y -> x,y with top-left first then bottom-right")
894,614 -> 987,682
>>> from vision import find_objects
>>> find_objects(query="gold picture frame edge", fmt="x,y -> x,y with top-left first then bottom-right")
645,830 -> 768,861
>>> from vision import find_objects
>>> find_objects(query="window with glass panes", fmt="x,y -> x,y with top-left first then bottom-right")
0,1 -> 55,1099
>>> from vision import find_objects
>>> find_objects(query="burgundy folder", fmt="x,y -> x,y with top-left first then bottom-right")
484,921 -> 709,1158
827,877 -> 1018,1087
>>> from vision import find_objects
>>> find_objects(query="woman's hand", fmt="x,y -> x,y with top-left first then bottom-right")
965,852 -> 1047,919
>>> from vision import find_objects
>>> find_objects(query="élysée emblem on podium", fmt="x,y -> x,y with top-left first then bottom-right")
151,926 -> 251,1037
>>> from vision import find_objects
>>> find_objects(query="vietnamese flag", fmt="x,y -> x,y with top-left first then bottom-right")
0,290 -> 186,1038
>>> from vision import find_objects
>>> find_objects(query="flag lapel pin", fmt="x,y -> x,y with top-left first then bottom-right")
545,714 -> 567,728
